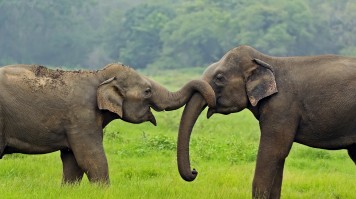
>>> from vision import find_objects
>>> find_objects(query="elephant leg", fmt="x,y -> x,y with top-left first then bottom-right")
269,159 -> 286,198
252,118 -> 297,199
0,117 -> 5,159
253,145 -> 288,199
67,130 -> 109,184
347,145 -> 356,165
60,149 -> 84,184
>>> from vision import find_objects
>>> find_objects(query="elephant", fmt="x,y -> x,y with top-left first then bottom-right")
0,63 -> 215,184
177,45 -> 356,198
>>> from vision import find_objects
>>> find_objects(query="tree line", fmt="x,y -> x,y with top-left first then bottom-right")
0,0 -> 355,69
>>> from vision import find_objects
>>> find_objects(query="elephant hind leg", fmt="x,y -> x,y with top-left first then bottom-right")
347,145 -> 356,165
60,149 -> 84,184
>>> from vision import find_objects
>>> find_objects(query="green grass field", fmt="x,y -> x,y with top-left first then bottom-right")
0,69 -> 354,199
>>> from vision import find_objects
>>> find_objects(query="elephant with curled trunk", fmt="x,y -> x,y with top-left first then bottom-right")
177,45 -> 356,198
0,63 -> 215,184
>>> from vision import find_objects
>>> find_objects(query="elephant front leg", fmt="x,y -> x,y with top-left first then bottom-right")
252,151 -> 286,199
79,148 -> 109,184
67,131 -> 110,184
347,145 -> 356,165
252,119 -> 297,199
60,149 -> 84,184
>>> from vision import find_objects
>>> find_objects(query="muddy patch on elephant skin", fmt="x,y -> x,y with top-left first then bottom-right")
32,65 -> 65,79
27,65 -> 70,93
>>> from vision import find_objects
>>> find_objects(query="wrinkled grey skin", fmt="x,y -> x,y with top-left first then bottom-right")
0,63 -> 215,184
177,45 -> 356,198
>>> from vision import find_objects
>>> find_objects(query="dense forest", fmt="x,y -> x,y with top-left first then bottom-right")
0,0 -> 355,69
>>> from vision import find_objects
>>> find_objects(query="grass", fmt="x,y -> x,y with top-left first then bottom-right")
0,69 -> 355,198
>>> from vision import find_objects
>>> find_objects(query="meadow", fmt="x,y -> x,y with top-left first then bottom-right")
0,69 -> 354,199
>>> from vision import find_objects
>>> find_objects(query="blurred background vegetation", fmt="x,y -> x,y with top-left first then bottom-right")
0,0 -> 356,69
0,2 -> 355,197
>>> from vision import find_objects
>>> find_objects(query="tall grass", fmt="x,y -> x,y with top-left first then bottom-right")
0,70 -> 354,198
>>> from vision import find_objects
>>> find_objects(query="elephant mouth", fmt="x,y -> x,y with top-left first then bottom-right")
207,97 -> 235,118
127,107 -> 156,126
207,108 -> 216,118
150,103 -> 164,112
148,107 -> 157,126
207,106 -> 241,118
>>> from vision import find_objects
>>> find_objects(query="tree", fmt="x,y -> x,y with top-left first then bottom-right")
333,1 -> 356,56
152,1 -> 231,68
1,0 -> 355,69
234,0 -> 320,56
0,0 -> 97,67
0,0 -> 145,68
116,4 -> 175,69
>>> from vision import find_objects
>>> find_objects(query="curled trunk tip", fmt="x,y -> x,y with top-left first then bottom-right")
177,144 -> 199,181
180,168 -> 197,182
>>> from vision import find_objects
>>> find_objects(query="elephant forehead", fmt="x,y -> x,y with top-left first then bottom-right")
125,89 -> 142,97
130,76 -> 150,88
118,72 -> 146,85
209,64 -> 234,77
125,79 -> 150,96
125,71 -> 147,83
203,63 -> 219,77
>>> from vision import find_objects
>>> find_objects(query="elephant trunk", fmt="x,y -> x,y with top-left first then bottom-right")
149,79 -> 215,111
177,93 -> 206,181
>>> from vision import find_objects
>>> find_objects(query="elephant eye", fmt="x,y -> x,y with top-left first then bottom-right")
214,73 -> 225,85
144,88 -> 152,98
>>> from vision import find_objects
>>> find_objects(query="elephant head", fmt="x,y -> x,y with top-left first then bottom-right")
96,63 -> 216,126
177,46 -> 278,181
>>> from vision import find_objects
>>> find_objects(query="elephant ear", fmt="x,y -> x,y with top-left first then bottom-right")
97,77 -> 124,118
246,59 -> 278,106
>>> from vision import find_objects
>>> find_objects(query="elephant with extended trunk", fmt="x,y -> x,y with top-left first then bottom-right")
177,45 -> 356,198
0,63 -> 215,184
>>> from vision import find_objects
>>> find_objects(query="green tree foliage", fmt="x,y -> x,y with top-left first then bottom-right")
152,2 -> 230,68
332,1 -> 356,56
235,0 -> 317,56
0,0 -> 355,69
116,4 -> 175,68
0,0 -> 95,66
0,0 -> 143,68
